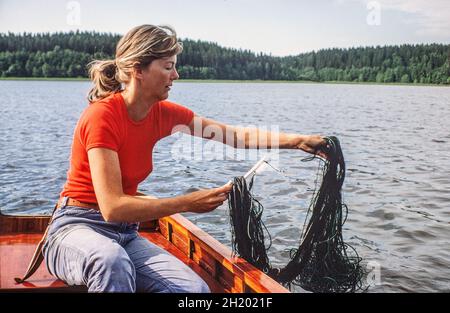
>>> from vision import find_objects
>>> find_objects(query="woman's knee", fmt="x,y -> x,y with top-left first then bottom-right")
86,244 -> 136,292
89,244 -> 136,277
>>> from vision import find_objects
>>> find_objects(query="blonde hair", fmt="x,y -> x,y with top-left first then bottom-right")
87,25 -> 183,102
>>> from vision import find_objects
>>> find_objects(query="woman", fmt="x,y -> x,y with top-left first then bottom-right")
43,24 -> 327,293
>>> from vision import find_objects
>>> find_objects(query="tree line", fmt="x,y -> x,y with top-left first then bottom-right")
1,31 -> 449,84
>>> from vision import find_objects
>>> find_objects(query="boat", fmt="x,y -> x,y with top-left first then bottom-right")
0,209 -> 289,293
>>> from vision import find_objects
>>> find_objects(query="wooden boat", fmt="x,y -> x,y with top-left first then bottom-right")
0,210 -> 289,293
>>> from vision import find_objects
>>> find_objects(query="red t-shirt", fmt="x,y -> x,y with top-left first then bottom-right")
61,92 -> 194,204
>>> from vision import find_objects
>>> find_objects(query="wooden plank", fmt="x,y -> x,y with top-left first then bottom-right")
191,241 -> 218,278
138,219 -> 159,231
0,214 -> 50,234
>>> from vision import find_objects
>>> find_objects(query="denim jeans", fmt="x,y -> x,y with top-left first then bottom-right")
42,198 -> 210,293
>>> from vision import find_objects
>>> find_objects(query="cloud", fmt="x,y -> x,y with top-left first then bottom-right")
340,0 -> 450,37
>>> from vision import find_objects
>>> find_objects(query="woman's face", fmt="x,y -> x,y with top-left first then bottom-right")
140,55 -> 179,101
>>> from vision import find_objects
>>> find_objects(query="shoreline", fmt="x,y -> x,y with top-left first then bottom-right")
0,77 -> 448,87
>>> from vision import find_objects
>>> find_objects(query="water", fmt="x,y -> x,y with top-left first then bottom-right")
1,80 -> 449,292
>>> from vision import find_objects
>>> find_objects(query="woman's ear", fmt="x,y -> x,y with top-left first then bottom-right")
133,64 -> 144,80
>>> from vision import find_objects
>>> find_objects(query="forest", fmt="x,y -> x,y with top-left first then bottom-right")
0,31 -> 449,84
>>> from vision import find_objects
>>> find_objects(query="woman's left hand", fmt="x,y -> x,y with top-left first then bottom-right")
293,135 -> 328,159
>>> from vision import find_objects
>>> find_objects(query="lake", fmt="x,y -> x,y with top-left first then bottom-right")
0,80 -> 449,292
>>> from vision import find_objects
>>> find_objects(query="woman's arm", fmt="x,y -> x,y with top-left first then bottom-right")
88,147 -> 231,222
186,115 -> 327,158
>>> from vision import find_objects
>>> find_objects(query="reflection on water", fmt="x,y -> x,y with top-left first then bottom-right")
1,80 -> 449,292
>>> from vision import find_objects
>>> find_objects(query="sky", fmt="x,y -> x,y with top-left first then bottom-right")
0,0 -> 449,56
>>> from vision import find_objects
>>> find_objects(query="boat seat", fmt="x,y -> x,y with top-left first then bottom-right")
0,231 -> 223,292
0,233 -> 79,291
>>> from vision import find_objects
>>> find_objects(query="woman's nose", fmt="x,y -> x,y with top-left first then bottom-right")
172,68 -> 180,80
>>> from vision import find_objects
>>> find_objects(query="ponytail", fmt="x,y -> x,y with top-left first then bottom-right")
87,60 -> 122,103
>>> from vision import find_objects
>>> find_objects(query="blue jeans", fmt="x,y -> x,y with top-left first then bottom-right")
42,200 -> 210,293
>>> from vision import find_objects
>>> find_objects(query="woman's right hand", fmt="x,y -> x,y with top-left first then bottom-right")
181,183 -> 233,213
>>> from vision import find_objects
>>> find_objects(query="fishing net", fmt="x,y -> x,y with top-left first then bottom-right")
227,136 -> 366,293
